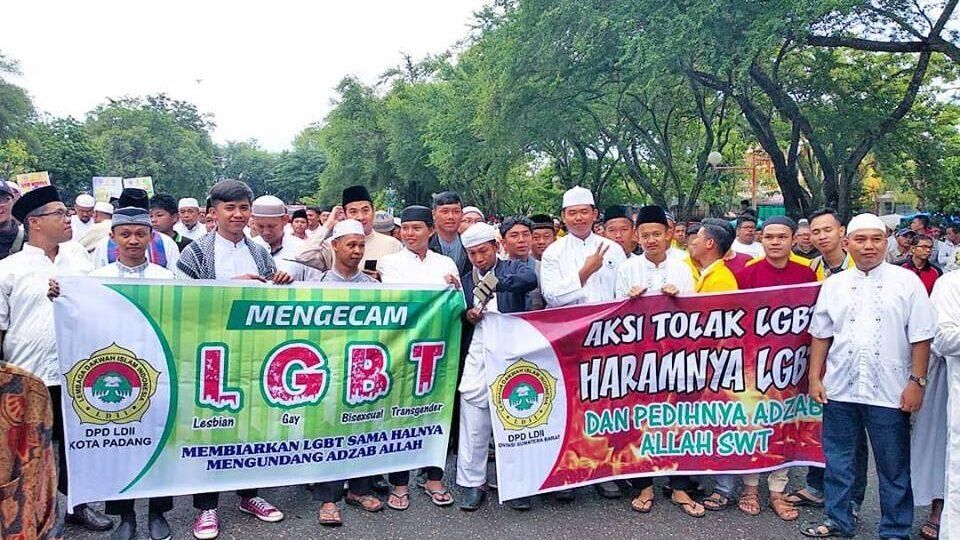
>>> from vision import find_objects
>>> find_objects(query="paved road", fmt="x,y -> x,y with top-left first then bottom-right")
67,459 -> 929,540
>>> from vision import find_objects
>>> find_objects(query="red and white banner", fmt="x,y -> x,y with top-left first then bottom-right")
482,283 -> 824,501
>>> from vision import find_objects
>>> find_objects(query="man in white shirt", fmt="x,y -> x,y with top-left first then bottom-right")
174,197 -> 205,240
930,269 -> 960,538
604,204 -> 641,257
539,186 -> 625,500
91,188 -> 180,273
615,205 -> 695,300
0,185 -> 110,533
803,213 -> 937,540
540,186 -> 626,309
70,193 -> 96,241
730,214 -> 764,258
376,205 -> 459,507
174,180 -> 290,539
939,222 -> 959,271
250,195 -> 318,281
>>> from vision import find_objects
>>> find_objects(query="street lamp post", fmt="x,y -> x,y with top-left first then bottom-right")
706,147 -> 772,211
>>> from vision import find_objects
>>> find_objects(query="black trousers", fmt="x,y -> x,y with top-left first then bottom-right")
312,477 -> 373,503
193,489 -> 258,511
630,475 -> 696,491
105,497 -> 174,517
49,386 -> 68,496
389,467 -> 443,486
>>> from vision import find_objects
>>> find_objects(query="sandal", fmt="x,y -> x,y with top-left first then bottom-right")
669,491 -> 705,518
769,493 -> 799,521
631,487 -> 654,513
920,519 -> 940,540
387,490 -> 409,511
424,486 -> 455,507
318,504 -> 342,527
800,520 -> 854,538
344,492 -> 383,512
702,492 -> 732,511
738,491 -> 761,516
784,489 -> 824,508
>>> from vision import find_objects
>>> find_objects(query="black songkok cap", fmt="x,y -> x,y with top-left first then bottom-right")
119,187 -> 150,211
603,205 -> 632,224
292,209 -> 308,221
760,215 -> 797,232
401,205 -> 433,226
530,213 -> 555,231
342,185 -> 372,207
634,205 -> 669,227
12,185 -> 61,223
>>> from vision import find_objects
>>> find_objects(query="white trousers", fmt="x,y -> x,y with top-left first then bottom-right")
456,397 -> 492,488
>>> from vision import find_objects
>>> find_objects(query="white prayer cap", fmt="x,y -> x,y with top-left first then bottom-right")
562,186 -> 595,209
178,197 -> 200,210
5,181 -> 20,195
75,194 -> 95,208
461,222 -> 498,249
251,195 -> 287,217
878,214 -> 900,231
94,202 -> 114,214
846,213 -> 885,235
331,219 -> 365,240
462,206 -> 484,219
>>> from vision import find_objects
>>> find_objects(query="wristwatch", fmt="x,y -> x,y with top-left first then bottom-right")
909,374 -> 927,388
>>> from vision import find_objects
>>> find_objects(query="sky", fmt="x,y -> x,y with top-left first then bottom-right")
1,0 -> 489,150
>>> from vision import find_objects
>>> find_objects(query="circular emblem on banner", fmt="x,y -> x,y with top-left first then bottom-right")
65,343 -> 160,424
491,359 -> 557,431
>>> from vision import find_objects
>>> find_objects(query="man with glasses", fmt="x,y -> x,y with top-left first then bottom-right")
0,182 -> 23,259
0,185 -> 108,535
902,233 -> 942,295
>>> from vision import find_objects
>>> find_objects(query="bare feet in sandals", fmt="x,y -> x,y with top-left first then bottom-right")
388,487 -> 410,511
318,502 -> 342,527
738,487 -> 761,516
702,491 -> 732,511
769,492 -> 799,521
670,490 -> 705,518
631,486 -> 654,513
424,480 -> 454,506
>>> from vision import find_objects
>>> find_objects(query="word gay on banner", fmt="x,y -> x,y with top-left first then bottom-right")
53,278 -> 465,508
483,283 -> 823,501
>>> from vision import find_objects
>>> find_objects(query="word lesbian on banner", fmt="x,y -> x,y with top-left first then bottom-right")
483,283 -> 823,501
53,278 -> 464,508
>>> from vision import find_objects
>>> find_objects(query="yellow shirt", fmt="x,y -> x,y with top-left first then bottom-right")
695,259 -> 739,293
808,252 -> 854,282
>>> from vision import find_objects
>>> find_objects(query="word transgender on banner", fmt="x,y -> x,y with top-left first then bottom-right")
52,278 -> 464,508
482,283 -> 823,501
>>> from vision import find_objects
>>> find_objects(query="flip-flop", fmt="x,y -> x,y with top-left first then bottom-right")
702,492 -> 732,511
387,490 -> 409,511
920,520 -> 940,540
318,506 -> 342,527
799,521 -> 854,538
424,486 -> 455,507
669,495 -> 705,518
784,489 -> 824,508
631,493 -> 654,513
344,493 -> 383,513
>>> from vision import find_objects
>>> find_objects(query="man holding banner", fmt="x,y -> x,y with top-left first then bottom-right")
803,213 -> 936,539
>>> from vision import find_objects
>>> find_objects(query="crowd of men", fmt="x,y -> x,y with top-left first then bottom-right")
0,176 -> 959,540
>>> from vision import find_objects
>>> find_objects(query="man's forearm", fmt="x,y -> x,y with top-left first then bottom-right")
808,336 -> 832,382
910,340 -> 931,378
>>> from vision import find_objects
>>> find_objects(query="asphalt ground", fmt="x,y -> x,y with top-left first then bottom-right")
65,457 -> 931,540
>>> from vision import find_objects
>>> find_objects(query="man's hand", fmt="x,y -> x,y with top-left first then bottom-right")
583,245 -> 609,275
323,206 -> 345,230
362,269 -> 382,282
661,284 -> 680,296
232,273 -> 267,282
47,278 -> 60,301
444,274 -> 462,289
628,285 -> 647,298
809,378 -> 828,404
900,381 -> 924,412
271,271 -> 293,285
466,307 -> 484,324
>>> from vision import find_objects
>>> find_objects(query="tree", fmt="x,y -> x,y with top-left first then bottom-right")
32,117 -> 105,200
271,125 -> 327,203
0,50 -> 38,176
85,94 -> 217,197
218,140 -> 277,197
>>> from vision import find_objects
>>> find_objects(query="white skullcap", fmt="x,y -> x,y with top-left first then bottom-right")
846,213 -> 885,235
251,195 -> 286,217
562,186 -> 595,209
5,181 -> 20,195
75,194 -> 95,208
462,206 -> 485,219
878,214 -> 900,231
331,219 -> 365,240
178,197 -> 200,210
461,222 -> 498,249
94,202 -> 114,214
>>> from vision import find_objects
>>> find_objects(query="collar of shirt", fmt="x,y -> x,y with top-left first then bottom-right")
639,254 -> 671,269
117,260 -> 150,274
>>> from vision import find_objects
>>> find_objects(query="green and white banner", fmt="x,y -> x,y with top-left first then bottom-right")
53,278 -> 464,508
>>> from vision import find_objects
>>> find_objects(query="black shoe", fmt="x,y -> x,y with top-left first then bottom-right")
458,487 -> 486,511
554,489 -> 575,502
148,512 -> 171,540
594,481 -> 622,499
65,504 -> 114,531
507,496 -> 532,511
372,476 -> 390,494
110,519 -> 136,540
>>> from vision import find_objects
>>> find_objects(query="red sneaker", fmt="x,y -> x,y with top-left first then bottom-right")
192,509 -> 219,539
239,496 -> 284,523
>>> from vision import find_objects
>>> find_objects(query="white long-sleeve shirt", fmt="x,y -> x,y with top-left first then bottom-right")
615,254 -> 695,299
377,248 -> 459,286
254,234 -> 319,281
539,232 -> 626,307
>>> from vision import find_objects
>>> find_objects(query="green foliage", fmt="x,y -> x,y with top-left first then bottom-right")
33,117 -> 104,200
